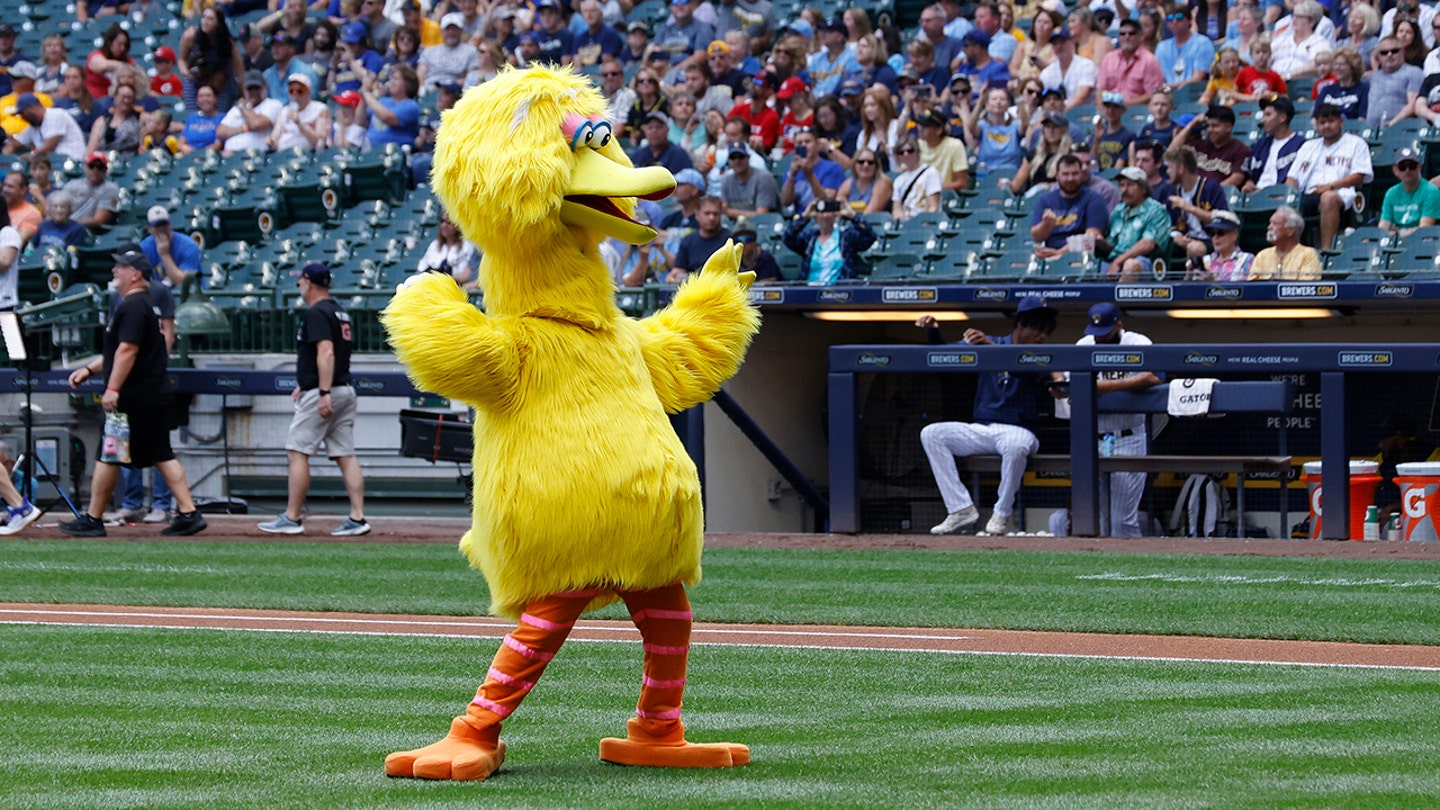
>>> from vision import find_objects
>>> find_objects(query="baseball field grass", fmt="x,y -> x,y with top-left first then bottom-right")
5,538 -> 1440,808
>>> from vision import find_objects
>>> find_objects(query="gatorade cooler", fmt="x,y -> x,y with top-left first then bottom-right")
1394,462 -> 1440,543
1301,460 -> 1383,540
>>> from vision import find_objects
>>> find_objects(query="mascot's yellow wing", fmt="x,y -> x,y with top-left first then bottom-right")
380,273 -> 521,411
631,242 -> 760,413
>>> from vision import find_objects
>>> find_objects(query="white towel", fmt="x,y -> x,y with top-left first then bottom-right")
1168,379 -> 1218,416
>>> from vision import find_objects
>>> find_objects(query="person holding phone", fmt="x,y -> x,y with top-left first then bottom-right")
780,128 -> 846,210
781,195 -> 877,285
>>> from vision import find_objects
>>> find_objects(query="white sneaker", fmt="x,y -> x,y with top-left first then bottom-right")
142,508 -> 168,523
0,502 -> 39,536
931,505 -> 979,535
258,514 -> 304,534
984,514 -> 1015,536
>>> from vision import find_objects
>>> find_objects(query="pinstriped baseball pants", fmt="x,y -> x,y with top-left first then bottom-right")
1100,432 -> 1148,537
921,422 -> 1039,519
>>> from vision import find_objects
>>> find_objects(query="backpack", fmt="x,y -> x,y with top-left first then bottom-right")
1169,474 -> 1229,537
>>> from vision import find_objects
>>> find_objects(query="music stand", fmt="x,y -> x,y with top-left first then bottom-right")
1,312 -> 81,518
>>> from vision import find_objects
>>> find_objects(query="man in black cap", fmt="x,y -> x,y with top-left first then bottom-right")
215,70 -> 283,155
628,111 -> 693,174
258,262 -> 369,536
1174,104 -> 1249,187
1240,95 -> 1302,194
62,247 -> 207,537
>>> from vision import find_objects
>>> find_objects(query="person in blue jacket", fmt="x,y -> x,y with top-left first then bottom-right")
781,196 -> 877,284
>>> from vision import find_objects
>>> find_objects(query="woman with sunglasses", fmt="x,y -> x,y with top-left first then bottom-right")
890,134 -> 942,221
624,69 -> 668,146
836,148 -> 893,214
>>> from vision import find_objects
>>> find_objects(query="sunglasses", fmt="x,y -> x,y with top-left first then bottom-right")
1118,30 -> 1136,36
896,146 -> 917,154
734,234 -> 756,243
854,158 -> 876,165
601,70 -> 621,76
1378,48 -> 1401,56
1165,13 -> 1186,21
1398,161 -> 1420,170
637,78 -> 657,84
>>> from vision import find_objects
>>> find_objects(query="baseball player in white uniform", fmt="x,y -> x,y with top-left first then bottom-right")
1059,302 -> 1163,537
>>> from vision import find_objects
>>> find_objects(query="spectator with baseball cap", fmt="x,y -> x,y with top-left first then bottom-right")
150,47 -> 183,99
0,23 -> 25,98
728,70 -> 781,152
236,22 -> 275,75
1093,91 -> 1135,172
808,19 -> 861,97
140,205 -> 204,287
661,168 -> 707,231
270,73 -> 331,151
0,63 -> 49,137
918,294 -> 1059,537
1239,94 -> 1302,194
954,29 -> 1010,96
629,110 -> 694,174
1194,210 -> 1254,281
4,92 -> 86,161
333,21 -> 385,95
620,21 -> 651,67
263,29 -> 322,103
330,89 -> 369,149
1173,103 -> 1250,187
775,76 -> 813,152
1378,145 -> 1440,237
533,0 -> 577,66
397,0 -> 440,48
1100,166 -> 1171,281
719,140 -> 779,219
60,152 -> 119,232
705,39 -> 748,97
418,13 -> 480,94
916,108 -> 969,191
215,70 -> 284,155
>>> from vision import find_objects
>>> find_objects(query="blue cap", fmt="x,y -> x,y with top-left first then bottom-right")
962,29 -> 991,47
1085,302 -> 1122,336
15,92 -> 41,112
519,30 -> 541,45
673,168 -> 706,188
1016,294 -> 1056,316
341,21 -> 368,43
297,262 -> 331,287
785,19 -> 813,38
839,78 -> 864,97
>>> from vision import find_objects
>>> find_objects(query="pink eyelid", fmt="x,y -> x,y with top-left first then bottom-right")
562,112 -> 610,148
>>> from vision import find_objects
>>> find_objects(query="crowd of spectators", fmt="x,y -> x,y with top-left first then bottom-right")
2,0 -> 1439,287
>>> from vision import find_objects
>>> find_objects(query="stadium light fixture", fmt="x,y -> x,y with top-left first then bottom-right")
1164,308 -> 1336,319
804,310 -> 972,322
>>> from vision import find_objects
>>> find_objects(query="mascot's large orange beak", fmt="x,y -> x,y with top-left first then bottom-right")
560,148 -> 676,245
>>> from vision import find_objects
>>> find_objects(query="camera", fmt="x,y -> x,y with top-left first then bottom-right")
796,144 -> 808,158
914,85 -> 934,99
815,199 -> 840,213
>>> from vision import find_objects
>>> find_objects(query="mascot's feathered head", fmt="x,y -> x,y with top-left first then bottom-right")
431,66 -> 675,256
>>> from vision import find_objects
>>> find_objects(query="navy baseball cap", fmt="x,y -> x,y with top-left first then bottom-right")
112,243 -> 153,273
1085,302 -> 1122,336
297,262 -> 331,287
1015,295 -> 1056,317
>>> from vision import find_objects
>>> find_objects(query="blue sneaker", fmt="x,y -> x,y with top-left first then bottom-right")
0,501 -> 38,536
258,514 -> 304,535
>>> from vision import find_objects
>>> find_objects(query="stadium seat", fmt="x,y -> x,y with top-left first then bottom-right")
866,253 -> 925,282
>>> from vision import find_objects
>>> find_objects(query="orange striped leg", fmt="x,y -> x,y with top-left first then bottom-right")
384,589 -> 595,780
598,584 -> 750,768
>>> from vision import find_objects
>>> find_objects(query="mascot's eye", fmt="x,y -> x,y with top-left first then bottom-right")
591,122 -> 613,148
581,127 -> 596,147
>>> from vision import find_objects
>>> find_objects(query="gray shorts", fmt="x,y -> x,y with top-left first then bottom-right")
285,386 -> 357,458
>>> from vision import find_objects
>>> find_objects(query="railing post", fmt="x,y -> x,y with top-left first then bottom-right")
1070,371 -> 1100,536
1320,372 -> 1348,540
828,370 -> 859,533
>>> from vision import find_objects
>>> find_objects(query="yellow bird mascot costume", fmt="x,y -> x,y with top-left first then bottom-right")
380,65 -> 759,781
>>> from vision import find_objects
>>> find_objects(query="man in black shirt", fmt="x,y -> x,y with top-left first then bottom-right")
62,246 -> 207,537
258,262 -> 369,536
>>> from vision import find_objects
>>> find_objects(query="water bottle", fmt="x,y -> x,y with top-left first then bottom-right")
1387,513 -> 1403,542
1100,433 -> 1116,458
1363,505 -> 1381,541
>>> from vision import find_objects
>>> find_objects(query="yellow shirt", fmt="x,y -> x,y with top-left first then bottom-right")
0,91 -> 52,136
1249,245 -> 1321,281
919,136 -> 969,188
417,18 -> 443,48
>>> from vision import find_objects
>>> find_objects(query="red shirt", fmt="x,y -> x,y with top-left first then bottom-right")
151,73 -> 183,98
727,99 -> 780,151
778,110 -> 813,153
1236,66 -> 1287,98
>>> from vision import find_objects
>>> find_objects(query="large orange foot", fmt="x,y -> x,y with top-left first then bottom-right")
385,717 -> 506,780
599,718 -> 750,768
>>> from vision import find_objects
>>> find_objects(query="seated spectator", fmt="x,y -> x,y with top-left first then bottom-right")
1097,18 -> 1164,107
299,20 -> 342,92
629,111 -> 694,174
718,140 -> 779,219
891,133 -> 942,220
259,0 -> 319,52
1285,102 -> 1373,249
1336,4 -> 1380,65
1072,141 -> 1122,212
667,92 -> 708,157
1377,146 -> 1440,237
852,33 -> 898,96
728,71 -> 781,153
410,82 -> 460,184
332,21 -> 385,95
1131,138 -> 1169,197
1029,153 -> 1109,257
669,194 -> 730,283
1024,85 -> 1086,149
27,153 -> 56,204
264,31 -> 322,102
908,111 -> 963,194
776,78 -> 814,153
86,82 -> 141,154
362,64 -> 421,150
417,211 -> 480,289
660,169 -> 706,233
1174,104 -> 1249,187
32,190 -> 89,250
52,66 -> 99,136
1234,38 -> 1288,102
574,0 -> 623,68
779,128 -> 845,210
1099,166 -> 1171,282
1271,1 -> 1333,81
1198,46 -> 1243,106
781,197 -> 877,285
330,90 -> 368,150
837,148 -> 894,214
624,68 -> 670,145
1240,95 -> 1303,194
1135,87 -> 1178,150
7,95 -> 86,163
387,27 -> 423,71
1009,110 -> 1072,195
1248,205 -> 1320,280
61,151 -> 119,232
1315,46 -> 1367,119
854,86 -> 900,164
953,31 -> 1008,95
150,47 -> 183,99
180,86 -> 225,153
36,34 -> 68,97
1192,210 -> 1253,281
419,14 -> 480,94
138,110 -> 181,155
1093,91 -> 1134,171
812,95 -> 857,165
1038,29 -> 1096,110
1011,10 -> 1061,85
1155,3 -> 1215,92
141,206 -> 203,287
1163,144 -> 1230,262
0,62 -> 50,138
1368,36 -> 1422,127
533,0 -> 577,66
215,71 -> 284,155
619,21 -> 650,68
269,74 -> 330,151
3,171 -> 39,244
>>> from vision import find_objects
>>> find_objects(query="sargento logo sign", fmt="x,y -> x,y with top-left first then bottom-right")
1093,352 -> 1143,366
881,287 -> 938,302
1206,286 -> 1242,300
1338,351 -> 1392,367
1184,352 -> 1219,366
816,289 -> 850,303
972,288 -> 1009,301
1116,286 -> 1173,300
1277,283 -> 1337,299
927,351 -> 978,367
213,376 -> 244,390
1374,283 -> 1413,297
856,352 -> 891,366
1018,352 -> 1053,366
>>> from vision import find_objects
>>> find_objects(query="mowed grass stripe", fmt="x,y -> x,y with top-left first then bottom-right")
5,540 -> 1440,644
5,625 -> 1440,809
